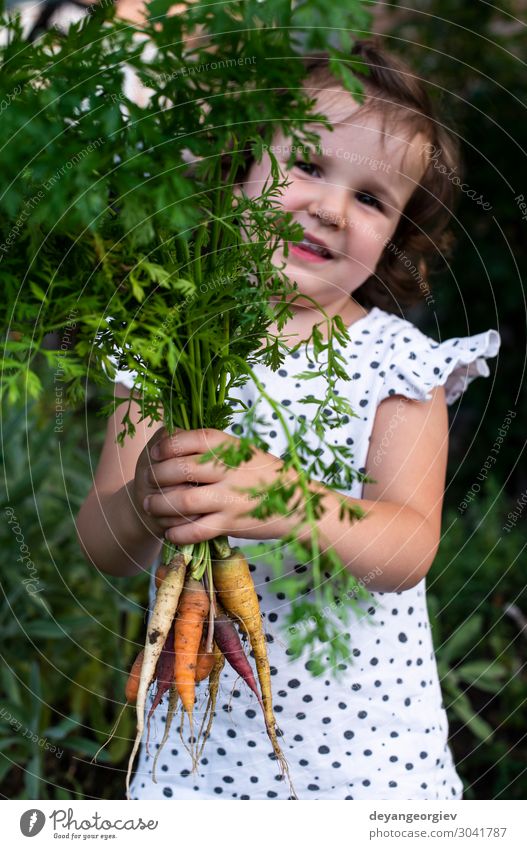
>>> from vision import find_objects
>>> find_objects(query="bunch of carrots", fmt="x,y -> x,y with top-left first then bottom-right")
123,537 -> 293,799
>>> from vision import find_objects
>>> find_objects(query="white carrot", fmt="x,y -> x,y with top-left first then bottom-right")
125,552 -> 187,799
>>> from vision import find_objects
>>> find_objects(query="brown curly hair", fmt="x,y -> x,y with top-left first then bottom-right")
227,39 -> 462,315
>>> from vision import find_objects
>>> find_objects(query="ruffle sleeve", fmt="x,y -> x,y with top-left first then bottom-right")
378,325 -> 501,406
104,354 -> 138,390
112,364 -> 137,389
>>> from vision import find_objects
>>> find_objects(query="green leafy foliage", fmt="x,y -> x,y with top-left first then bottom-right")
0,383 -> 147,799
429,476 -> 526,799
0,1 -> 377,669
384,0 -> 526,506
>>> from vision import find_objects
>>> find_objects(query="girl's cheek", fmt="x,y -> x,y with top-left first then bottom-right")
240,155 -> 275,199
355,216 -> 389,251
277,182 -> 306,212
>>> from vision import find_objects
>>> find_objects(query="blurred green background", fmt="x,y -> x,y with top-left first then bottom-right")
1,0 -> 525,799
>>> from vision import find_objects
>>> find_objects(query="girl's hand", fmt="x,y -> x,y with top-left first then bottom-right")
139,427 -> 293,544
132,427 -> 202,538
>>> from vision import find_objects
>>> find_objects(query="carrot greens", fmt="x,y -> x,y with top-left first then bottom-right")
0,0 -> 375,791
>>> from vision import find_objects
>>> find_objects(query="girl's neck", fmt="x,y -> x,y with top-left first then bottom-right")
267,296 -> 369,346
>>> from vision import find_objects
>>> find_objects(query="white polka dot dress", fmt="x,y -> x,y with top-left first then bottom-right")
114,306 -> 500,800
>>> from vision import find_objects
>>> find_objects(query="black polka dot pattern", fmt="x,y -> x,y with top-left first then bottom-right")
124,307 -> 500,801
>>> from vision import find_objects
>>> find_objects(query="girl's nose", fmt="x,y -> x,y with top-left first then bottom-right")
308,193 -> 349,231
308,184 -> 351,230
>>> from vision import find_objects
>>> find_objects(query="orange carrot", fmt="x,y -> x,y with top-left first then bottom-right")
125,649 -> 144,704
174,577 -> 210,721
194,634 -> 216,683
212,546 -> 295,796
93,647 -> 145,766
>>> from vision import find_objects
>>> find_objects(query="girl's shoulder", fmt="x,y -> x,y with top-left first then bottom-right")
342,306 -> 501,407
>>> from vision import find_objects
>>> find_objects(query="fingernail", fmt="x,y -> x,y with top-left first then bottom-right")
151,444 -> 160,460
143,496 -> 151,514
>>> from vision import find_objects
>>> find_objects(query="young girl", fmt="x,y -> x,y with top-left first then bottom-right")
77,40 -> 500,800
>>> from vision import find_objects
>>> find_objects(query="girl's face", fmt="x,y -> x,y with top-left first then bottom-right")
239,99 -> 428,313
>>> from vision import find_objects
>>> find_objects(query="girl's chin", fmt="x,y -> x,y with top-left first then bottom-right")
279,269 -> 344,300
271,253 -> 365,302
279,259 -> 324,284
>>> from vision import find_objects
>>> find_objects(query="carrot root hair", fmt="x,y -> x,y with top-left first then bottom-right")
145,626 -> 175,756
196,643 -> 225,762
152,684 -> 179,784
91,701 -> 127,765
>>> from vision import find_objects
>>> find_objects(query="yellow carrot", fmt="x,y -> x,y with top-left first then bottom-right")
212,546 -> 295,796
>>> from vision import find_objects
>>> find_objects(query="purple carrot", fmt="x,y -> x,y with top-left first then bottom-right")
146,626 -> 175,753
214,612 -> 264,711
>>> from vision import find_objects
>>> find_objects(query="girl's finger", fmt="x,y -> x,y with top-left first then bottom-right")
146,426 -> 168,458
145,484 -> 224,518
151,428 -> 233,462
155,514 -> 203,530
164,514 -> 229,546
149,455 -> 225,488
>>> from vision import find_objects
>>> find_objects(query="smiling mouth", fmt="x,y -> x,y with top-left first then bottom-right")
288,237 -> 334,260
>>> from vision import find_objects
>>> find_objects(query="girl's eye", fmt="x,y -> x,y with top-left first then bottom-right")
357,190 -> 383,210
293,160 -> 321,177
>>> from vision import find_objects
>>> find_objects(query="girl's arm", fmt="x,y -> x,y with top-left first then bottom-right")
296,386 -> 449,592
141,386 -> 448,593
75,384 -> 165,577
